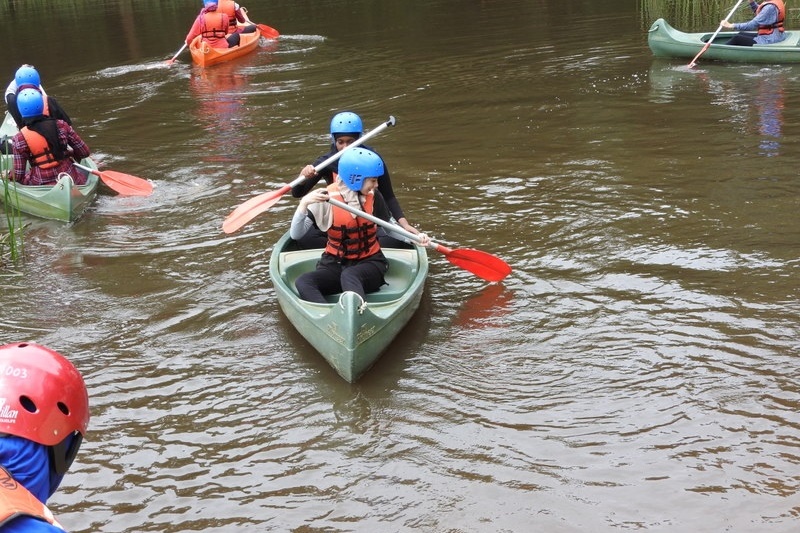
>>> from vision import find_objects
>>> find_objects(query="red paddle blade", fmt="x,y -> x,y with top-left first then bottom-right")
98,170 -> 153,196
438,246 -> 511,282
222,185 -> 290,234
258,24 -> 280,39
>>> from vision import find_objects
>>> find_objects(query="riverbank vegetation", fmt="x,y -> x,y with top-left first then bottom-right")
641,0 -> 800,30
1,159 -> 24,268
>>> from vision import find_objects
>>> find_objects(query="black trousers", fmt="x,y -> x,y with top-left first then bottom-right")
726,32 -> 757,47
295,252 -> 388,304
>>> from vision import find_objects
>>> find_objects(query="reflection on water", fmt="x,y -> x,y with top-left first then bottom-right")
188,38 -> 281,163
189,63 -> 251,162
451,283 -> 515,330
1,1 -> 799,532
648,62 -> 789,156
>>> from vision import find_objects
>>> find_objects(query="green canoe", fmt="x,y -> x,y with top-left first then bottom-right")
269,231 -> 429,383
1,112 -> 99,222
648,18 -> 800,64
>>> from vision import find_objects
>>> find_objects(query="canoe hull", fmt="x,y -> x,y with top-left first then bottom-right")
189,28 -> 261,67
648,18 -> 800,64
270,232 -> 428,382
1,173 -> 99,222
1,112 -> 99,222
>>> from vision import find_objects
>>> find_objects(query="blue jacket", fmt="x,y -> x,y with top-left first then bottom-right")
735,2 -> 787,44
0,436 -> 66,532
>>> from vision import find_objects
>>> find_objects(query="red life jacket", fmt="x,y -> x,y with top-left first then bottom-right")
323,183 -> 381,260
201,12 -> 228,39
0,467 -> 64,529
19,127 -> 59,169
757,0 -> 785,35
218,0 -> 238,33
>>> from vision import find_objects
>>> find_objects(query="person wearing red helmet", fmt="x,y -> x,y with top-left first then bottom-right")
0,342 -> 90,532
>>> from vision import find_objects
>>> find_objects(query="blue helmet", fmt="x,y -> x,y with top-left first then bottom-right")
17,88 -> 44,118
330,112 -> 363,139
204,0 -> 217,6
15,65 -> 40,89
338,148 -> 384,192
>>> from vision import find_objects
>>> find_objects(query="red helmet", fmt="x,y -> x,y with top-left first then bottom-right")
0,342 -> 89,446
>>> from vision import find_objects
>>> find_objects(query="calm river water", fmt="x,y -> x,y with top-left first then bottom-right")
1,1 -> 798,532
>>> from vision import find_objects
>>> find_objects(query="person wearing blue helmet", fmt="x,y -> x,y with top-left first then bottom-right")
9,89 -> 91,186
4,65 -> 72,130
185,0 -> 244,50
290,148 -> 430,304
291,111 -> 424,249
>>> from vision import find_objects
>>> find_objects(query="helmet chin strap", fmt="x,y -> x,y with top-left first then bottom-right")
49,432 -> 83,477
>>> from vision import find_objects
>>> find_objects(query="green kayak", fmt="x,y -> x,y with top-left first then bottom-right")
269,231 -> 428,383
648,18 -> 800,64
1,112 -> 99,222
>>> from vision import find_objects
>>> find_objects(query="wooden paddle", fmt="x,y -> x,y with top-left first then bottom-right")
73,162 -> 153,197
166,43 -> 187,66
688,0 -> 746,68
222,115 -> 396,234
327,197 -> 512,282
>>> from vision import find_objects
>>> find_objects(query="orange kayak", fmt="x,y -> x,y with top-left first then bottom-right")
189,28 -> 261,67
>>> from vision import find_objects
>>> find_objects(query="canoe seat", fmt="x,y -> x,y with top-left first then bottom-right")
278,247 -> 419,304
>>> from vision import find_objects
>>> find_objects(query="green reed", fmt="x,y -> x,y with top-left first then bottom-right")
642,0 -> 800,29
1,139 -> 24,266
641,0 -> 743,29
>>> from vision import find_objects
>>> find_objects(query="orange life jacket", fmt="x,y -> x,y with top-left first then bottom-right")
0,467 -> 63,529
19,127 -> 59,169
218,0 -> 238,33
757,0 -> 785,35
323,183 -> 381,260
201,11 -> 228,39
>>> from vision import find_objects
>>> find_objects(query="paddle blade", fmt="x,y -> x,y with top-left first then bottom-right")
166,43 -> 187,66
97,170 -> 153,196
687,42 -> 711,68
437,245 -> 512,282
222,185 -> 290,234
258,24 -> 280,39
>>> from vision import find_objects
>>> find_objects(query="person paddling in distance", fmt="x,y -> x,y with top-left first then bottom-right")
9,88 -> 91,186
185,0 -> 249,50
0,342 -> 90,532
720,0 -> 786,46
4,65 -> 72,137
292,111 -> 424,249
217,0 -> 257,35
290,147 -> 430,304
